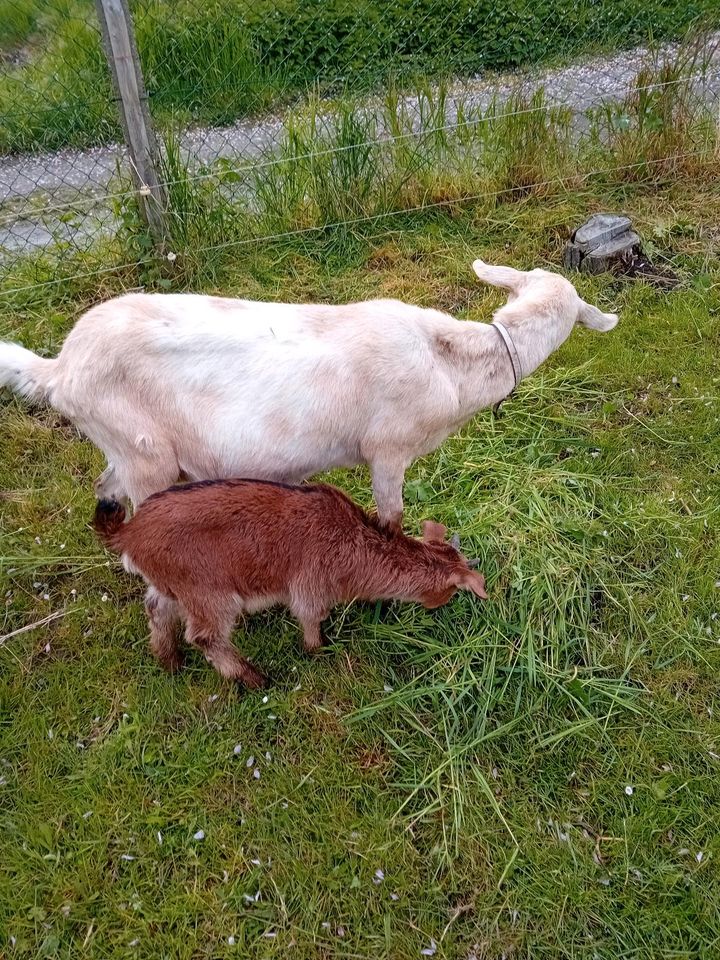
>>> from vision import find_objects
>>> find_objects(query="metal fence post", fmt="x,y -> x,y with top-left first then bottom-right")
95,0 -> 168,248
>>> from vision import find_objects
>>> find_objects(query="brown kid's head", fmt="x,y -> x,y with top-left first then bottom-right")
419,521 -> 489,609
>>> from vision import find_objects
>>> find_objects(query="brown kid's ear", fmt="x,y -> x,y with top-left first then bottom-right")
422,520 -> 448,543
458,569 -> 488,600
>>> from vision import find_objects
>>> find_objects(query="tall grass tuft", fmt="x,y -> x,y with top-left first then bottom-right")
594,34 -> 720,182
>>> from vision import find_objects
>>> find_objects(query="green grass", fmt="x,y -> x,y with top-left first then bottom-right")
0,0 -> 42,50
1,0 -> 719,153
2,174 -> 720,956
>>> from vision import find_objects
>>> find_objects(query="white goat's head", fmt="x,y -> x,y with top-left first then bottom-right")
472,259 -> 619,333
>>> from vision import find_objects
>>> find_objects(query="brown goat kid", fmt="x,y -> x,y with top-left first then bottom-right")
93,478 -> 488,689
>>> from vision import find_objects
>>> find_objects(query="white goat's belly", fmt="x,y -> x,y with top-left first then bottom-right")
177,417 -> 361,483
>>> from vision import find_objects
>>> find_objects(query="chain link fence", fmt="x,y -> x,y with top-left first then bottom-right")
1,0 -> 719,297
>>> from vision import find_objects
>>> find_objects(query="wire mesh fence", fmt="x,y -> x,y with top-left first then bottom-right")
0,0 -> 719,299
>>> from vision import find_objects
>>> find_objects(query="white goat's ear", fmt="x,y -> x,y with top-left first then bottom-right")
422,520 -> 447,543
472,259 -> 488,278
472,259 -> 525,292
578,302 -> 618,331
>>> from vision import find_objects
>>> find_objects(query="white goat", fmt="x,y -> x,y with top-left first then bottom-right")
0,260 -> 617,526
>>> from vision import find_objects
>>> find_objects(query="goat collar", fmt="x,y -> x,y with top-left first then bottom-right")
492,320 -> 523,388
491,320 -> 523,417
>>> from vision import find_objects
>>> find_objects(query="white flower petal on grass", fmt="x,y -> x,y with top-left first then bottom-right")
696,851 -> 704,862
227,935 -> 236,945
193,830 -> 205,841
383,684 -> 394,693
421,939 -> 437,956
390,893 -> 399,901
157,831 -> 163,845
129,939 -> 140,947
208,693 -> 219,703
233,744 -> 243,755
262,695 -> 269,703
265,751 -> 272,761
121,854 -> 136,861
253,769 -> 261,780
373,868 -> 385,884
624,785 -> 634,795
246,756 -> 255,767
250,858 -> 261,866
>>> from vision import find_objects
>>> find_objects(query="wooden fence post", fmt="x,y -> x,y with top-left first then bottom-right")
95,0 -> 168,248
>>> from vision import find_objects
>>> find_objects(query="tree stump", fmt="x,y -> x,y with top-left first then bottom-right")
564,214 -> 641,275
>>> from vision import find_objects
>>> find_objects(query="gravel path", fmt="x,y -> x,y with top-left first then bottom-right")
1,36 -> 718,261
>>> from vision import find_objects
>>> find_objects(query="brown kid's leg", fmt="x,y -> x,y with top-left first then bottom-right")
145,586 -> 183,672
292,600 -> 330,654
185,612 -> 268,690
300,619 -> 325,653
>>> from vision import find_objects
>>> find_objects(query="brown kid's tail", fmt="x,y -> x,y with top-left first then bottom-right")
93,498 -> 126,552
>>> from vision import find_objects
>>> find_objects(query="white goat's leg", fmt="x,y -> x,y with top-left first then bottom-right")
94,464 -> 129,507
370,457 -> 408,531
120,454 -> 180,508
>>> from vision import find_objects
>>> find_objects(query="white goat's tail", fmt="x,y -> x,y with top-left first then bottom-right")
0,341 -> 56,403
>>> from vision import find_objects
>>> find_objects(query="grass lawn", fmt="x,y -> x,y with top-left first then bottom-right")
1,178 -> 720,957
